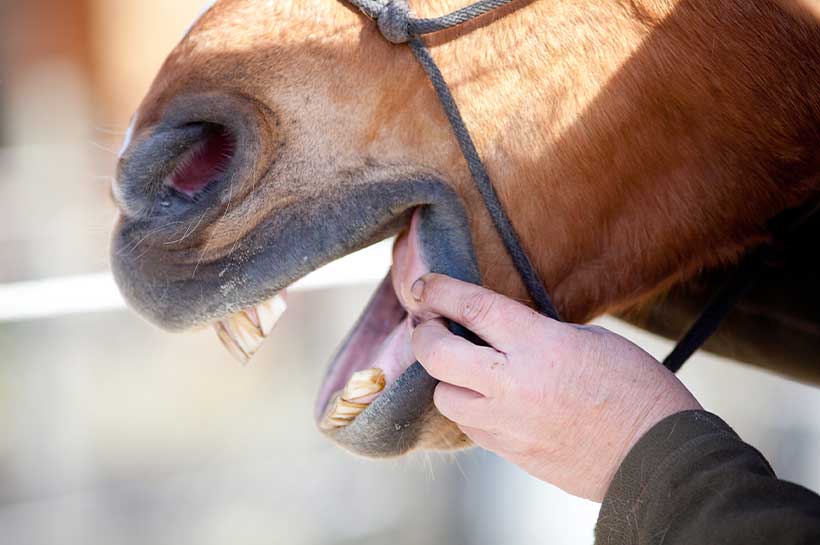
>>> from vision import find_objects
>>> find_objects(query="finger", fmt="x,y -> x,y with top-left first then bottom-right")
413,318 -> 509,397
433,382 -> 488,428
458,425 -> 503,452
407,273 -> 555,351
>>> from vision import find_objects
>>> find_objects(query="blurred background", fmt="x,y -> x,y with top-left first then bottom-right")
0,1 -> 818,544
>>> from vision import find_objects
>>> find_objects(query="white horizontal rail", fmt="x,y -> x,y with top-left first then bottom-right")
0,241 -> 392,323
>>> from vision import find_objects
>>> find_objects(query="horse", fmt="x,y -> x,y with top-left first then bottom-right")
111,0 -> 820,457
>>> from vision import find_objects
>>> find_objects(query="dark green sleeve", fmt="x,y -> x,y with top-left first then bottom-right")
595,410 -> 820,545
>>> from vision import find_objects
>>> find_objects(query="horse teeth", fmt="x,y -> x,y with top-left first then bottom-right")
214,292 -> 287,364
230,311 -> 264,354
320,369 -> 387,430
342,368 -> 386,403
320,395 -> 367,429
256,293 -> 287,336
321,415 -> 356,429
334,398 -> 369,417
215,321 -> 251,364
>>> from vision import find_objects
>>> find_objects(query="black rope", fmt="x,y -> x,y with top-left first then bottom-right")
662,252 -> 765,373
663,199 -> 820,373
407,38 -> 560,320
347,0 -> 560,320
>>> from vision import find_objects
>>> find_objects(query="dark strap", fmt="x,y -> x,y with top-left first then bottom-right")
663,199 -> 820,372
347,0 -> 561,320
662,250 -> 767,373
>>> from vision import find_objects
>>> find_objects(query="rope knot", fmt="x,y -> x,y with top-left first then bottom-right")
376,0 -> 411,43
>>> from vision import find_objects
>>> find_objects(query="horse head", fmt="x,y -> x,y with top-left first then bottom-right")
112,0 -> 820,456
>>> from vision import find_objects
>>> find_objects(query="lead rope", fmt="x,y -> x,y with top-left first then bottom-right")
346,0 -> 561,321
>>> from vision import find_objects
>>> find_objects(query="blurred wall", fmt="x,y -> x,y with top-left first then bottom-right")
0,1 -> 206,284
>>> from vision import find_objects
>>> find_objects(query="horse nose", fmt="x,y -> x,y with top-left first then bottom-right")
115,121 -> 233,217
113,93 -> 272,219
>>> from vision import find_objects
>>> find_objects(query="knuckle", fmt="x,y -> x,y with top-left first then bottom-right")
588,325 -> 609,335
480,346 -> 505,365
480,347 -> 509,388
578,324 -> 609,337
525,309 -> 548,333
487,356 -> 507,372
459,292 -> 498,328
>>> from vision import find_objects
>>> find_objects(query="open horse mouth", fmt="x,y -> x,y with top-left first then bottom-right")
112,95 -> 480,456
204,199 -> 475,455
313,211 -> 432,430
216,208 -> 433,429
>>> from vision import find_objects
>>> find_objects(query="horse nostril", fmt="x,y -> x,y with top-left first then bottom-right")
115,94 -> 266,218
167,123 -> 235,197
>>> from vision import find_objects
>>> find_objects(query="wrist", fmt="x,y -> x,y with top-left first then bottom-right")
600,379 -> 701,500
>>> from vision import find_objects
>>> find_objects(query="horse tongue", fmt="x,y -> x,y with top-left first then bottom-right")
215,292 -> 287,364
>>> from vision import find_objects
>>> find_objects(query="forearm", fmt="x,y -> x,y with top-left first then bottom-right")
595,410 -> 820,545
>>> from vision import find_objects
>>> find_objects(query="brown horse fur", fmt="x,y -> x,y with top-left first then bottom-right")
113,0 -> 820,454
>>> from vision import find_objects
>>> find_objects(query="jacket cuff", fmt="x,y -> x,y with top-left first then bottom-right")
595,410 -> 744,543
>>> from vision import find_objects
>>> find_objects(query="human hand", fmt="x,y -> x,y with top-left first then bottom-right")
405,274 -> 702,501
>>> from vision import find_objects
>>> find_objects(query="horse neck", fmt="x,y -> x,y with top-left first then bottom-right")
417,0 -> 820,320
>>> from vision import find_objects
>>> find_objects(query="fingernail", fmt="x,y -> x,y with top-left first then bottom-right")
411,278 -> 425,302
